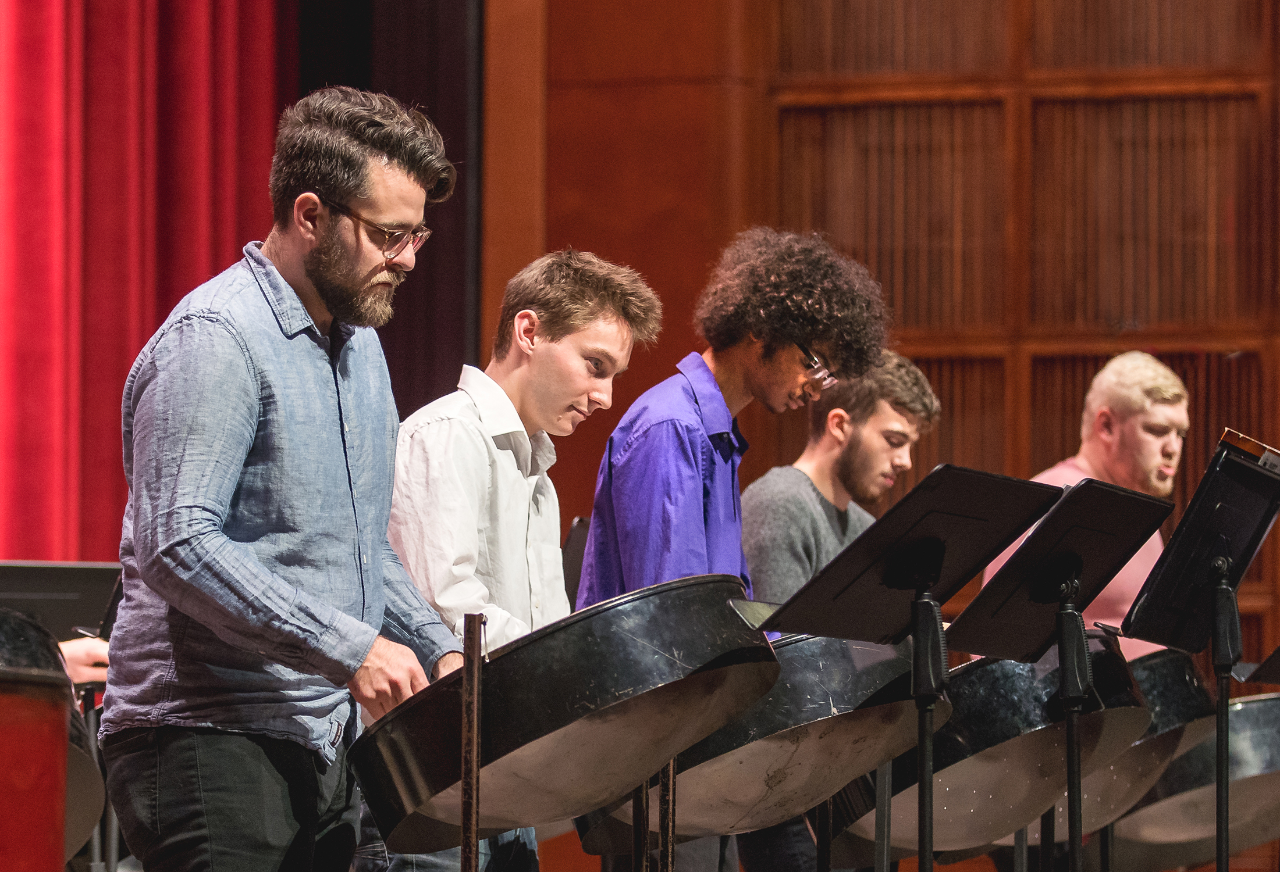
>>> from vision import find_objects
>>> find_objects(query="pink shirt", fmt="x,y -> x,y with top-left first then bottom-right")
983,456 -> 1165,660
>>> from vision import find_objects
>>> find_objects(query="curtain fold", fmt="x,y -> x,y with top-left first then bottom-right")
0,0 -> 278,560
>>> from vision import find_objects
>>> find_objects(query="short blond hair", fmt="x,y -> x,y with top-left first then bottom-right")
1081,351 -> 1188,442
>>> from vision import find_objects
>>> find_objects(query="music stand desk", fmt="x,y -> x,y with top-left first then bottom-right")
947,478 -> 1171,663
761,464 -> 1061,643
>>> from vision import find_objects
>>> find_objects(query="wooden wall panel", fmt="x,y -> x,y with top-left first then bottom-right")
780,103 -> 1007,332
883,357 -> 1006,507
1028,354 -> 1112,474
779,0 -> 1009,76
1030,97 -> 1268,330
771,0 -> 1280,712
1030,0 -> 1266,69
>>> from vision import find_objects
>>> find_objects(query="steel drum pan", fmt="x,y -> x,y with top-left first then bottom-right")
350,575 -> 780,853
577,635 -> 942,850
1111,692 -> 1280,872
0,608 -> 105,861
837,631 -> 1150,854
991,646 -> 1217,847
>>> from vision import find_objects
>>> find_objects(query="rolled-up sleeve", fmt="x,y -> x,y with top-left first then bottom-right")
126,315 -> 377,685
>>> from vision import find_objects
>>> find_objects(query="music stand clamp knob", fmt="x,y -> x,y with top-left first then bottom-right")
911,593 -> 948,699
1211,558 -> 1241,673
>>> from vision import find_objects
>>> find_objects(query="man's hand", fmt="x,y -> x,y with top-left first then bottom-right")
348,636 -> 429,721
59,637 -> 109,685
433,651 -> 464,679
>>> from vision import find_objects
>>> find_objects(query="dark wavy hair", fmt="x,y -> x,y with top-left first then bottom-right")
808,350 -> 941,440
269,86 -> 456,226
694,227 -> 887,378
493,249 -> 663,360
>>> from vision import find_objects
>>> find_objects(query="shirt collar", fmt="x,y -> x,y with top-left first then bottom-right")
457,365 -> 557,475
676,352 -> 748,460
244,241 -> 324,339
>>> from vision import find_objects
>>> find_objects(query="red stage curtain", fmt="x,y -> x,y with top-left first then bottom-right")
0,0 -> 278,561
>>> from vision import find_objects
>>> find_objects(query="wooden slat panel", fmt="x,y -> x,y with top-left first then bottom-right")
780,103 -> 1006,331
1030,97 -> 1269,329
882,356 -> 1006,509
1031,0 -> 1266,70
779,0 -> 1009,76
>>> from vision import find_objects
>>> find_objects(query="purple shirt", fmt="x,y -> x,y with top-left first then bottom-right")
577,352 -> 752,607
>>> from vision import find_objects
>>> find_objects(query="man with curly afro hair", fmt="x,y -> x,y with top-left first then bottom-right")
574,226 -> 886,871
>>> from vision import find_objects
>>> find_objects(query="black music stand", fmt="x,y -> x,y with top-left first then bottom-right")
1122,429 -> 1280,872
761,464 -> 1062,872
946,478 -> 1171,872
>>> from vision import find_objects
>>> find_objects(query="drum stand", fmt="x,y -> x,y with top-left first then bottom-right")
461,613 -> 486,872
79,683 -> 120,872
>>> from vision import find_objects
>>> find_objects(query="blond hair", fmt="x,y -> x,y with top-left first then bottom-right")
1081,351 -> 1187,442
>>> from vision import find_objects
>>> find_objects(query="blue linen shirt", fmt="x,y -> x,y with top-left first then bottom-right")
101,242 -> 460,763
576,352 -> 752,607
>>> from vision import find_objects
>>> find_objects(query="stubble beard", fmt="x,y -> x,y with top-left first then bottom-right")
305,226 -> 401,329
834,433 -> 882,508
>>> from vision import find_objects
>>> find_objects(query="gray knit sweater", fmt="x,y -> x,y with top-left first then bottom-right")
741,465 -> 875,605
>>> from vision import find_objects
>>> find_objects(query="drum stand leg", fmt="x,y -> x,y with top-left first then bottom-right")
1210,557 -> 1239,872
461,614 -> 486,872
1012,827 -> 1027,872
632,782 -> 650,872
874,759 -> 892,872
82,690 -> 107,872
658,760 -> 676,872
1097,823 -> 1112,872
815,798 -> 831,872
1038,809 -> 1054,872
912,589 -> 947,872
1056,579 -> 1090,872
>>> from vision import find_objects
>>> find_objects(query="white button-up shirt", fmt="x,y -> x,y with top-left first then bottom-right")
389,366 -> 570,653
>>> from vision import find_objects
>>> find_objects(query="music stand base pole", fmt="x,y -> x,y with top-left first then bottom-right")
1216,669 -> 1231,872
1211,559 -> 1239,872
1012,828 -> 1027,872
1056,586 -> 1090,872
461,614 -> 485,872
911,590 -> 947,872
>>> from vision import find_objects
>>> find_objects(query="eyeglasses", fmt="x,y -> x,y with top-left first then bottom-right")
795,341 -> 838,391
317,194 -> 431,259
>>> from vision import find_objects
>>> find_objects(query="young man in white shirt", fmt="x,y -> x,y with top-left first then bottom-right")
362,250 -> 661,872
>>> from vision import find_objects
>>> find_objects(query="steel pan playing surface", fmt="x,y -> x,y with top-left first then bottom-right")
351,575 -> 780,853
846,633 -> 1150,852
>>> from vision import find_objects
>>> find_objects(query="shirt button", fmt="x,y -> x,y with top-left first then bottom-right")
362,556 -> 367,565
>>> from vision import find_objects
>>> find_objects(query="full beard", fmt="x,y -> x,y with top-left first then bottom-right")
305,226 -> 401,329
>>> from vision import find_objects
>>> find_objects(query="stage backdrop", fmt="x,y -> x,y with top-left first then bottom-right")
0,0 -> 278,561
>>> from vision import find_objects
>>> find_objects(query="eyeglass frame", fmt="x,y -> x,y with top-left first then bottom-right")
794,340 -> 839,391
316,194 -> 431,260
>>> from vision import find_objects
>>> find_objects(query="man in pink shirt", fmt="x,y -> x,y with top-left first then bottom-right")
985,351 -> 1189,660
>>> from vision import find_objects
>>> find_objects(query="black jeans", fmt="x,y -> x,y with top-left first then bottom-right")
102,726 -> 360,872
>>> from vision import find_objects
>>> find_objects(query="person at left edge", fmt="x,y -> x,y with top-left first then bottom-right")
356,250 -> 662,872
99,86 -> 464,872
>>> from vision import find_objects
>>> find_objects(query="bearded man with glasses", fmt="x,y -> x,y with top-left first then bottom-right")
99,87 -> 464,872
576,227 -> 887,872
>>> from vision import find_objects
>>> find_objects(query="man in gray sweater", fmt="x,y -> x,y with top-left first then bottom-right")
736,351 -> 940,872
